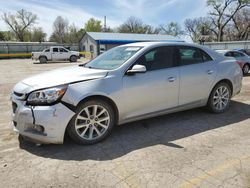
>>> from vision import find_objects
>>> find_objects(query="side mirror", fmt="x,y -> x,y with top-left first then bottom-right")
126,65 -> 146,75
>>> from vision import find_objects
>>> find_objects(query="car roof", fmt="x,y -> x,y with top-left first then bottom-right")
121,42 -> 223,60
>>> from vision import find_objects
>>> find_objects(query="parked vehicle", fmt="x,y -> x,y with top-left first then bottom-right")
216,50 -> 250,75
32,46 -> 80,63
234,49 -> 250,56
11,42 -> 242,145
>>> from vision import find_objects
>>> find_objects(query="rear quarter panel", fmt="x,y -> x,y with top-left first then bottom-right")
213,59 -> 242,97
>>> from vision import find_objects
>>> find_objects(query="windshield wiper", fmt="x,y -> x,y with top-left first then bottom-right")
78,64 -> 92,68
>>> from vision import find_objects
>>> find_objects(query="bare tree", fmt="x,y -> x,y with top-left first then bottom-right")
207,0 -> 250,41
2,9 -> 37,41
117,17 -> 158,34
159,22 -> 184,36
50,16 -> 69,43
65,25 -> 85,44
31,27 -> 47,42
231,8 -> 250,40
184,17 -> 213,42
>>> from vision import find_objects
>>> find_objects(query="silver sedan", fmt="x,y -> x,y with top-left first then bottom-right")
11,42 -> 242,145
216,50 -> 250,75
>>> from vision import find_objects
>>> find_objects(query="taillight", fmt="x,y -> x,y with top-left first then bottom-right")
236,61 -> 244,68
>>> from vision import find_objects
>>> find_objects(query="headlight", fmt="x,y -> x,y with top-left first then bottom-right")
26,85 -> 67,105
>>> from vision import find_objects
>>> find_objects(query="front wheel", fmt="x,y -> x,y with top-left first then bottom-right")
207,82 -> 232,113
67,99 -> 115,145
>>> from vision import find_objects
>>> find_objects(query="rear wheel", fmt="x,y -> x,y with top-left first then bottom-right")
243,64 -> 249,75
67,99 -> 115,145
69,55 -> 77,62
207,82 -> 231,113
39,56 -> 47,63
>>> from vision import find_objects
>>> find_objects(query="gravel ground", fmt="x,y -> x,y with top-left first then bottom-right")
0,59 -> 250,188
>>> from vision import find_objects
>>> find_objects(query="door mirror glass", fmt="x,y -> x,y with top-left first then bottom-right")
127,65 -> 146,75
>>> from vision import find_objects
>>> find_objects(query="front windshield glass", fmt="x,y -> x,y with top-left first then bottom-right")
85,46 -> 142,70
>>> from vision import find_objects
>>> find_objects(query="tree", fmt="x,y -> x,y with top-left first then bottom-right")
117,16 -> 158,34
184,17 -> 213,42
207,0 -> 250,41
0,32 -> 5,41
30,27 -> 47,42
65,25 -> 85,43
1,9 -> 38,41
231,7 -> 250,40
50,16 -> 69,43
85,18 -> 102,32
159,22 -> 184,36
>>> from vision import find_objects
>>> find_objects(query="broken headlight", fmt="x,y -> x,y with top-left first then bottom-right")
26,85 -> 68,105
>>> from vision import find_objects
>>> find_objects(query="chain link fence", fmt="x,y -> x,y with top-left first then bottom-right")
0,42 -> 81,59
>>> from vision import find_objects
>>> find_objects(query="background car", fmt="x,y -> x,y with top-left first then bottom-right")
12,42 -> 242,145
32,46 -> 80,63
216,50 -> 250,75
234,48 -> 250,56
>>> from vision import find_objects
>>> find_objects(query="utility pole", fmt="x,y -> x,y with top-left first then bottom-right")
104,16 -> 107,32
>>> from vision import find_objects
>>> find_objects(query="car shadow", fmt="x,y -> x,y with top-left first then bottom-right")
33,61 -> 79,64
19,100 -> 250,161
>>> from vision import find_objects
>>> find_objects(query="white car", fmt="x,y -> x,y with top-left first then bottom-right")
32,46 -> 80,63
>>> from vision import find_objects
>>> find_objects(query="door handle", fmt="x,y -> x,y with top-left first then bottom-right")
207,70 -> 214,74
168,77 -> 176,82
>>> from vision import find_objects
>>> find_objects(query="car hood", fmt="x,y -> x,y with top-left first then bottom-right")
14,65 -> 108,93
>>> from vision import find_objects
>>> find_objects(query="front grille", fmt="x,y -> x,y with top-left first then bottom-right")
12,102 -> 17,113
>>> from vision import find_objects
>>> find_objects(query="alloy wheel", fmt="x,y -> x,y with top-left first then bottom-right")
212,86 -> 230,111
75,105 -> 110,140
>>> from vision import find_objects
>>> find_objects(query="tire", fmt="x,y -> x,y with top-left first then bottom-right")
67,99 -> 115,145
243,64 -> 249,75
69,55 -> 77,62
39,56 -> 47,63
207,82 -> 232,113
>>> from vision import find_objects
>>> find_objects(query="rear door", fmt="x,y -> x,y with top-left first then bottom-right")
177,46 -> 217,105
59,47 -> 69,59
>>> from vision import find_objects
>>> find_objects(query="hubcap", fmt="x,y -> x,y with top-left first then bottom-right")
244,65 -> 249,74
75,105 -> 110,140
213,86 -> 230,111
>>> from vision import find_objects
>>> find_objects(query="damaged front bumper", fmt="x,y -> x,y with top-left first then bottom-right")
11,96 -> 75,144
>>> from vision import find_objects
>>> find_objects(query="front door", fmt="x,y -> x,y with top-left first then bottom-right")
52,47 -> 60,60
122,46 -> 179,120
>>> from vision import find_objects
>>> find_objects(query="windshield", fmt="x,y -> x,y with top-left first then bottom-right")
85,46 -> 142,70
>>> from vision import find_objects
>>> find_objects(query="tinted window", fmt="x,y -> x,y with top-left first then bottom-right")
59,48 -> 68,52
137,47 -> 175,71
201,50 -> 213,62
177,47 -> 203,65
44,49 -> 50,52
53,48 -> 58,52
225,52 -> 232,57
232,52 -> 244,57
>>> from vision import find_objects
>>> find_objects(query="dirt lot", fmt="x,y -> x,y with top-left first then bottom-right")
0,59 -> 250,188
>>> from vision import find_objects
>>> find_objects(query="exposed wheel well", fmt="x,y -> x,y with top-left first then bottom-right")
244,63 -> 250,67
70,55 -> 77,58
39,56 -> 47,60
212,79 -> 233,94
77,95 -> 119,125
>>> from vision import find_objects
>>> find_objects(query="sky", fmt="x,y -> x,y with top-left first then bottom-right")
0,0 -> 209,38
